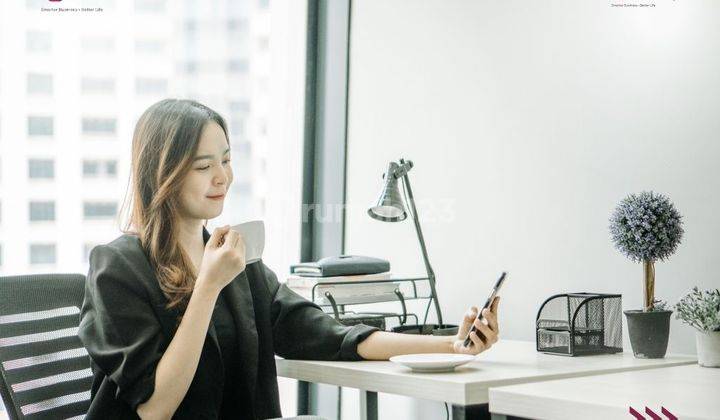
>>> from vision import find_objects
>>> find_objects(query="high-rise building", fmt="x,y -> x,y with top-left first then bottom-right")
0,0 -> 300,276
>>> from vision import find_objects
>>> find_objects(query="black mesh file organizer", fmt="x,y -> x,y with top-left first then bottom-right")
536,293 -> 623,356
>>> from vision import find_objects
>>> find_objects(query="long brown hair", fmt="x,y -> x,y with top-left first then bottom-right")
119,98 -> 229,312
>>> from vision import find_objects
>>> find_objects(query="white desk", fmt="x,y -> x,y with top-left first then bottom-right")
489,364 -> 719,420
276,340 -> 696,420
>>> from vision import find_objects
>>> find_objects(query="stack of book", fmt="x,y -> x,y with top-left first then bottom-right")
285,272 -> 400,305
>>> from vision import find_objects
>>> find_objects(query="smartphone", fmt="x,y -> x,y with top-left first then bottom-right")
463,271 -> 507,347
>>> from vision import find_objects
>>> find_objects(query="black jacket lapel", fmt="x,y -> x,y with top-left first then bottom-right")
224,270 -> 259,403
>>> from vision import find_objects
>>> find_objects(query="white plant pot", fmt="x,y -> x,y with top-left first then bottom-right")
695,330 -> 720,367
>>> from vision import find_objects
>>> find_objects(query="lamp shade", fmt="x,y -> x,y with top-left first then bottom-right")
368,162 -> 407,222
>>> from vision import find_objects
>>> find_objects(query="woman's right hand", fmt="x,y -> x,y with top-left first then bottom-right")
195,225 -> 246,295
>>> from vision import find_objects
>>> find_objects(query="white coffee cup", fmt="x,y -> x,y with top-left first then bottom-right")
230,220 -> 265,264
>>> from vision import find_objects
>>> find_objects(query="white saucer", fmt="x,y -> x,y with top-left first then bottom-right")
389,353 -> 476,373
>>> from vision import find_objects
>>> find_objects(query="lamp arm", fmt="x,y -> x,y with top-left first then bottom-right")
399,169 -> 444,326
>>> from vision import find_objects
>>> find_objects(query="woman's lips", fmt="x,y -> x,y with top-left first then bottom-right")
206,194 -> 225,200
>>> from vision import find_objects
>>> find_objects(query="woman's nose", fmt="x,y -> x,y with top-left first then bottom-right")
213,166 -> 228,185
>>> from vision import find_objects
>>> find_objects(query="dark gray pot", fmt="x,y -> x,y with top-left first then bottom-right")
624,309 -> 672,358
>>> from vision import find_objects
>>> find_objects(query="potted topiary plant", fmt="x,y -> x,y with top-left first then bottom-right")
609,191 -> 684,358
674,287 -> 720,367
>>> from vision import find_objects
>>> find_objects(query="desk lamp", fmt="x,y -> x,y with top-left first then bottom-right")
368,158 -> 455,334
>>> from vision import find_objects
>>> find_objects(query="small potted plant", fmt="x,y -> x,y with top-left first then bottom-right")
674,287 -> 720,367
609,191 -> 684,358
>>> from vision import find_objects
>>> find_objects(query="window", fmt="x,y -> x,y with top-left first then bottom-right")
83,160 -> 117,178
227,59 -> 249,73
82,118 -> 117,135
83,201 -> 117,219
30,244 -> 56,265
227,19 -> 248,32
29,201 -> 55,222
28,159 -> 54,179
27,73 -> 53,95
83,160 -> 99,177
106,160 -> 118,176
81,77 -> 115,95
28,116 -> 53,136
184,62 -> 198,74
135,78 -> 168,95
26,31 -> 51,52
184,19 -> 197,33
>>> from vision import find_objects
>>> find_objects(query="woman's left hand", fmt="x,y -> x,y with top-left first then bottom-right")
451,296 -> 500,355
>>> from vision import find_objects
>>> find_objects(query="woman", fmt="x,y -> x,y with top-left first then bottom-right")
78,99 -> 501,420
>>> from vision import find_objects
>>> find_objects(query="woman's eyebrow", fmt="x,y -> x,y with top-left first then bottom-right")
193,148 -> 231,161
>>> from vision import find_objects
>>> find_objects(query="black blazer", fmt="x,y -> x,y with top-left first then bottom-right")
78,229 -> 379,419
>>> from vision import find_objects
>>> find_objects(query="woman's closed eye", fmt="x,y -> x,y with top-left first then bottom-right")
196,159 -> 231,171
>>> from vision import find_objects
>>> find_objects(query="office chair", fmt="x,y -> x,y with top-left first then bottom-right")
0,273 -> 91,419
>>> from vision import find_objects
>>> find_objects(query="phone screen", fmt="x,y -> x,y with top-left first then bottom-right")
463,271 -> 507,347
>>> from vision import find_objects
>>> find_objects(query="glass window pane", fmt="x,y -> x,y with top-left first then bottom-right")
27,73 -> 53,94
83,160 -> 100,177
29,201 -> 55,221
82,118 -> 117,135
30,244 -> 56,265
83,202 -> 117,219
28,116 -> 53,136
81,77 -> 116,95
29,159 -> 55,179
105,160 -> 118,176
135,78 -> 168,95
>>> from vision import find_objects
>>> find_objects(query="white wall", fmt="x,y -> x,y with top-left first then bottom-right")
342,1 -> 720,419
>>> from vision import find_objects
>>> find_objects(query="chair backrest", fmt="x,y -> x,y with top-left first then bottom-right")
0,274 -> 92,420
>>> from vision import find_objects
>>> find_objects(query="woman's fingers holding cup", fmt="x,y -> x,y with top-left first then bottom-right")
221,229 -> 238,249
209,225 -> 231,248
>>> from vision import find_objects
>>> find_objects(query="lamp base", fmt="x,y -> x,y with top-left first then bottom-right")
391,323 -> 458,336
